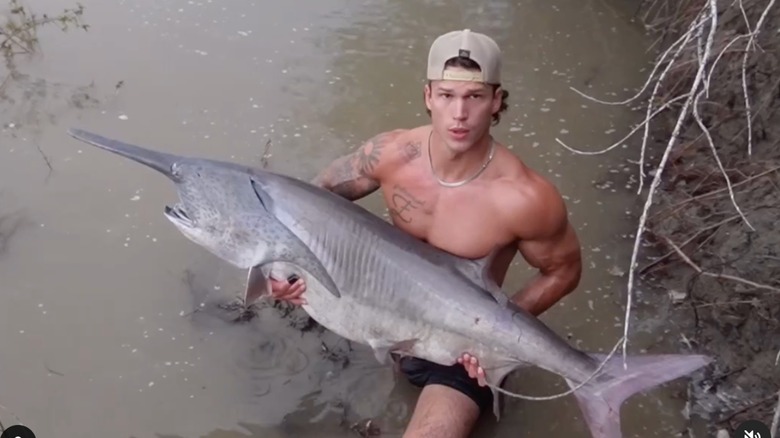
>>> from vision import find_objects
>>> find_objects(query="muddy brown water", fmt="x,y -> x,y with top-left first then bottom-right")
0,0 -> 699,437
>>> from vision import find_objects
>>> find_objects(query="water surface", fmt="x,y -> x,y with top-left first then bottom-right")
0,0 -> 692,436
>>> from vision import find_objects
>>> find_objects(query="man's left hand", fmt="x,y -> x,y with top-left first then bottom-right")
457,353 -> 487,386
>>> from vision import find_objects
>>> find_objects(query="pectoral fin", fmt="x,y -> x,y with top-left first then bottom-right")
244,264 -> 273,305
482,360 -> 530,420
249,179 -> 342,299
368,338 -> 418,365
453,246 -> 508,306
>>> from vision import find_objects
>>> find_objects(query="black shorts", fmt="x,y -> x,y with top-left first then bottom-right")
396,355 -> 494,414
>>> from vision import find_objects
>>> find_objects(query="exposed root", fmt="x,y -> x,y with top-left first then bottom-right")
558,0 -> 780,433
662,235 -> 780,293
772,391 -> 780,438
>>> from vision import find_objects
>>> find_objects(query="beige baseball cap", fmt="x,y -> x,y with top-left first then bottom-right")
427,29 -> 502,84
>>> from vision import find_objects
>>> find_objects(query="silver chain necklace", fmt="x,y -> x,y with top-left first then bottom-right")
427,129 -> 495,188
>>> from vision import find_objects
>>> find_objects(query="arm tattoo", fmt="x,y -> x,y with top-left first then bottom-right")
357,133 -> 388,175
312,132 -> 391,201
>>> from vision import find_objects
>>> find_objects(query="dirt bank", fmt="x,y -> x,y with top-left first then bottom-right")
622,0 -> 780,435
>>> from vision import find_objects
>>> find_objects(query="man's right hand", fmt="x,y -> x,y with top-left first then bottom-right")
269,275 -> 307,305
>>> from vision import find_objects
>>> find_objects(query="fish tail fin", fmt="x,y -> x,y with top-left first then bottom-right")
566,353 -> 711,438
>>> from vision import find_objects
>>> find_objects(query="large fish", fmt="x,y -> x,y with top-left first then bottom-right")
67,128 -> 712,437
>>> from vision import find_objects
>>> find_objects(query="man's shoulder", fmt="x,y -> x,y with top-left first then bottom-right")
492,147 -> 560,197
362,127 -> 416,154
373,125 -> 430,147
491,151 -> 568,238
367,125 -> 430,169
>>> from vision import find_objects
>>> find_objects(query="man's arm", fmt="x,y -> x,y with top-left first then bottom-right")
311,130 -> 403,201
458,191 -> 581,385
507,179 -> 582,317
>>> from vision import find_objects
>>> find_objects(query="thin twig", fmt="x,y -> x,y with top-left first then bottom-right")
260,138 -> 272,169
638,19 -> 700,194
704,32 -> 747,86
567,9 -> 707,107
640,212 -> 743,273
693,299 -> 757,308
555,93 -> 689,156
663,235 -> 780,293
740,41 -> 753,156
34,141 -> 53,182
649,165 -> 780,221
772,390 -> 780,438
741,0 -> 777,155
738,0 -> 751,31
719,392 -> 779,423
691,87 -> 754,230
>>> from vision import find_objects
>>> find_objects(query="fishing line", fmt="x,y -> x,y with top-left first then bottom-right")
484,335 -> 625,401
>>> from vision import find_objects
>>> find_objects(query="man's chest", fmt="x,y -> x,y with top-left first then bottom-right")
379,180 -> 514,259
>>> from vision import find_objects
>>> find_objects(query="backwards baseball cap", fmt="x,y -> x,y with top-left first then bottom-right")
427,29 -> 502,84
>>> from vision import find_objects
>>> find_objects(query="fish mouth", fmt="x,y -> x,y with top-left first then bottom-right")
164,204 -> 194,227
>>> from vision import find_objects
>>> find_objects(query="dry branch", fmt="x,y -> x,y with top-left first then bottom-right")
559,1 -> 780,399
662,235 -> 780,293
772,390 -> 780,438
618,0 -> 718,365
639,212 -> 743,273
649,165 -> 780,220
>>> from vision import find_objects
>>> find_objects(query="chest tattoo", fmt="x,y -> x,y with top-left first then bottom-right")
388,184 -> 426,223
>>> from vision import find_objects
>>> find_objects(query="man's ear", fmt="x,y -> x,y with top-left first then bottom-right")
491,85 -> 503,114
423,82 -> 433,112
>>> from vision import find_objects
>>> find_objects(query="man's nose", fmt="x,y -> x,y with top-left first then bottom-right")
452,99 -> 468,120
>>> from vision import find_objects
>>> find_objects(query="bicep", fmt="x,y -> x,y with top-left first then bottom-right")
512,187 -> 582,275
517,220 -> 581,275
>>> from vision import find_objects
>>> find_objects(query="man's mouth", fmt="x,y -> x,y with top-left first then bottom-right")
449,128 -> 470,138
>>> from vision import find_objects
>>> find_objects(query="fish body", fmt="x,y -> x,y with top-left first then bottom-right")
67,128 -> 712,437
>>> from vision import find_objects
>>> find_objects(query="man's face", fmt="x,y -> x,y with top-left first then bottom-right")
424,67 -> 502,153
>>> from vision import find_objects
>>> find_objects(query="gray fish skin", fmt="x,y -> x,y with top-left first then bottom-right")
68,128 -> 712,438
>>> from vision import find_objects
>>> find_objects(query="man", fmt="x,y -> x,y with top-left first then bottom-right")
269,29 -> 582,437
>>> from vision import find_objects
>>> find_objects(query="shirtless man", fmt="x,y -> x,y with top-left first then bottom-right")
269,29 -> 583,438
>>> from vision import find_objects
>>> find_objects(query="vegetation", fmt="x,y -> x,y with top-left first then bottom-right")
0,0 -> 88,95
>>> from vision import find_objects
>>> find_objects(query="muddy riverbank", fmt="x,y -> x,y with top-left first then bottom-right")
613,0 -> 780,435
